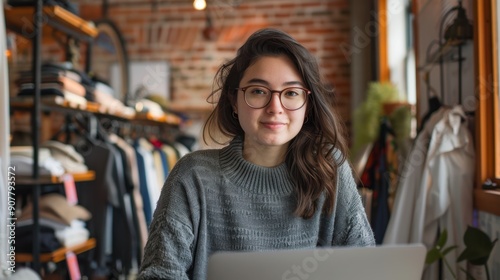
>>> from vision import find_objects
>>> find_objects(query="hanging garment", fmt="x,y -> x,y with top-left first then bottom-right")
152,149 -> 166,191
358,118 -> 396,244
79,142 -> 114,271
109,142 -> 140,274
162,144 -> 179,171
383,106 -> 475,280
134,138 -> 161,226
418,96 -> 443,134
134,144 -> 153,226
110,134 -> 148,255
138,138 -> 161,212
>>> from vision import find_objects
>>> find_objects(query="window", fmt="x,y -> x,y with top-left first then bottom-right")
473,0 -> 500,216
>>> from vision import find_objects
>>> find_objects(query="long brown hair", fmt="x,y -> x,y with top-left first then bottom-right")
203,28 -> 349,219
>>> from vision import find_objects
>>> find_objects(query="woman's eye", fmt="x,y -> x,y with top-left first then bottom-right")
285,90 -> 299,97
251,88 -> 267,95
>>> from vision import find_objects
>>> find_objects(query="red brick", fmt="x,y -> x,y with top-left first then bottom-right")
36,0 -> 353,132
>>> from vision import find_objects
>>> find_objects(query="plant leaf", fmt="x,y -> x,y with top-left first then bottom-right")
437,228 -> 448,248
426,247 -> 442,264
463,226 -> 492,249
457,226 -> 496,265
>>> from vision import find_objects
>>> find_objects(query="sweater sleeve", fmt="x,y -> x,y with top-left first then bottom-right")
138,159 -> 197,280
332,159 -> 376,247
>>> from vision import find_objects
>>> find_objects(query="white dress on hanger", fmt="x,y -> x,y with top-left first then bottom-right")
384,105 -> 475,280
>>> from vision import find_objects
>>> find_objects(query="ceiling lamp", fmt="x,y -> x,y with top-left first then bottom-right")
193,0 -> 207,10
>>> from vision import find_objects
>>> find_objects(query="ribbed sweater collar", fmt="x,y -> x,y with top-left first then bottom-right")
219,137 -> 295,195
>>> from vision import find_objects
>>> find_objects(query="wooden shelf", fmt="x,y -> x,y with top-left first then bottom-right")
11,96 -> 182,126
4,5 -> 97,41
17,171 -> 95,186
474,188 -> 500,216
16,238 -> 96,263
135,112 -> 182,126
11,96 -> 95,112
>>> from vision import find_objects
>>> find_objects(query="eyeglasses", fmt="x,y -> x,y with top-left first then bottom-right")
236,85 -> 311,111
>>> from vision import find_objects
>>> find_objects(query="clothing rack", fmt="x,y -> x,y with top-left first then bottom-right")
439,2 -> 468,105
6,1 -> 184,276
15,1 -> 100,271
425,1 -> 473,107
417,1 -> 474,132
31,0 -> 42,272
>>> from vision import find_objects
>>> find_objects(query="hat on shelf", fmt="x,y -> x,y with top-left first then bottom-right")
10,147 -> 66,177
18,193 -> 91,226
41,140 -> 88,173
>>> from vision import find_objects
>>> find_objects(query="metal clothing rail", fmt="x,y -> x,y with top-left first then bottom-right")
31,0 -> 42,272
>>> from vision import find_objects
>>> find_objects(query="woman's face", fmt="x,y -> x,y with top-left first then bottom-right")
235,55 -> 308,154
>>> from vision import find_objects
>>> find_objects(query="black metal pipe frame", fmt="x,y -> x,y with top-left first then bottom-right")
31,0 -> 42,273
458,44 -> 462,104
438,1 -> 471,106
438,6 -> 460,105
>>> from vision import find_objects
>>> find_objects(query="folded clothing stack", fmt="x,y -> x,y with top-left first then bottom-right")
10,146 -> 65,177
16,193 -> 92,251
10,140 -> 89,176
93,79 -> 136,118
15,63 -> 95,108
41,140 -> 88,173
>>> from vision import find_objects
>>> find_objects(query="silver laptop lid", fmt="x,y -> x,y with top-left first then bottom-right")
207,244 -> 426,280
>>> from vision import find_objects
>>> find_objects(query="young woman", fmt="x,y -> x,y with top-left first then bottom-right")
138,28 -> 375,280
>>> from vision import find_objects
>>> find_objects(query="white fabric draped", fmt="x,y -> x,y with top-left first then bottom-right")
384,106 -> 475,280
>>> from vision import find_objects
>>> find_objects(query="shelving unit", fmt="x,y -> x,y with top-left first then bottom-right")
10,95 -> 182,125
16,171 -> 96,186
5,2 -> 182,276
5,1 -> 100,275
16,238 -> 97,264
4,5 -> 97,41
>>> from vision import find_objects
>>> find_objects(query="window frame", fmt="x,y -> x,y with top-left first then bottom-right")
494,0 -> 500,180
473,0 -> 500,216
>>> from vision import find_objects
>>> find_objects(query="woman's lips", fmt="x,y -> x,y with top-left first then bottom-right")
261,121 -> 285,129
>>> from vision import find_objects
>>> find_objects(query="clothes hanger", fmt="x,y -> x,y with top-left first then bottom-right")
50,113 -> 98,146
417,71 -> 443,134
424,71 -> 443,110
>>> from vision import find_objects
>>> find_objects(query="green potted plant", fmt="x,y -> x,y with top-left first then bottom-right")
426,226 -> 498,280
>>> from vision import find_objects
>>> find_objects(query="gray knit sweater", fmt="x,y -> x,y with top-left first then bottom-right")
138,137 -> 375,280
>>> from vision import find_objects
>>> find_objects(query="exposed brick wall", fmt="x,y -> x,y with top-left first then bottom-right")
77,0 -> 352,124
7,0 -> 352,140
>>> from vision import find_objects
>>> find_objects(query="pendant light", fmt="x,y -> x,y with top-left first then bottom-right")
193,0 -> 206,11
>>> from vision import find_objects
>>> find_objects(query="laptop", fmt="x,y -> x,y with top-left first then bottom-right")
207,244 -> 426,280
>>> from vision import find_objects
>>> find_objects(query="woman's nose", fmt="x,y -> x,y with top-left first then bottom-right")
266,92 -> 284,112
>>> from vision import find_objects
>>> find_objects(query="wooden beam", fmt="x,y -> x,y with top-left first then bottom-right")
492,0 -> 500,178
377,0 -> 390,82
473,0 -> 495,186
